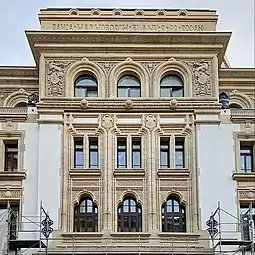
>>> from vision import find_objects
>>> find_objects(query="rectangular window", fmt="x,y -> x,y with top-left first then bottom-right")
240,143 -> 254,173
240,204 -> 255,240
117,137 -> 127,168
175,138 -> 185,168
132,137 -> 141,168
4,140 -> 18,171
89,137 -> 98,168
74,137 -> 84,168
160,138 -> 170,168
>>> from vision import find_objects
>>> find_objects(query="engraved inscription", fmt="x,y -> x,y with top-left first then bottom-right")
52,22 -> 205,32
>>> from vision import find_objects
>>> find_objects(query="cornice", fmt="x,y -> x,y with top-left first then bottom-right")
36,99 -> 221,112
0,66 -> 38,77
26,31 -> 230,64
0,171 -> 26,180
219,68 -> 255,79
232,173 -> 255,182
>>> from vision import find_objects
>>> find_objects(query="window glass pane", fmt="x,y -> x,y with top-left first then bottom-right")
175,151 -> 184,168
87,90 -> 98,97
172,88 -> 184,97
76,76 -> 97,87
161,75 -> 183,87
75,88 -> 86,97
240,147 -> 252,154
246,155 -> 252,170
131,216 -> 137,231
130,88 -> 141,97
160,88 -> 171,97
118,88 -> 128,97
160,151 -> 169,168
90,151 -> 98,168
123,216 -> 129,231
241,155 -> 245,170
118,76 -> 140,87
75,151 -> 83,168
118,151 -> 126,167
132,151 -> 141,168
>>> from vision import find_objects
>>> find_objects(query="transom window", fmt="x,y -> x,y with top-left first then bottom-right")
75,75 -> 98,97
118,196 -> 142,232
160,75 -> 184,97
74,197 -> 98,232
162,196 -> 186,232
117,75 -> 141,97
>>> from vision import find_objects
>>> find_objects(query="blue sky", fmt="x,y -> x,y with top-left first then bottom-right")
0,0 -> 254,67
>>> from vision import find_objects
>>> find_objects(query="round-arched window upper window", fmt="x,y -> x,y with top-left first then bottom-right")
160,75 -> 184,97
117,75 -> 141,97
75,75 -> 98,97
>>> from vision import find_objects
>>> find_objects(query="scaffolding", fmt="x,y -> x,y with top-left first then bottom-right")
3,202 -> 53,255
207,201 -> 255,255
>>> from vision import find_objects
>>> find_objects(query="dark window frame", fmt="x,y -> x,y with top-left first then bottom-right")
160,75 -> 184,98
240,143 -> 254,173
160,138 -> 170,168
74,137 -> 84,168
132,137 -> 142,168
74,75 -> 98,98
118,197 -> 142,232
161,196 -> 186,232
175,138 -> 185,169
89,137 -> 99,168
117,137 -> 127,168
74,197 -> 98,232
240,204 -> 255,241
117,75 -> 141,98
0,204 -> 19,241
4,140 -> 18,172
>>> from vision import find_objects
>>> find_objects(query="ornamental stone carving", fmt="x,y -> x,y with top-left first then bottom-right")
96,61 -> 119,73
145,114 -> 157,129
47,60 -> 72,97
140,61 -> 161,73
101,114 -> 114,129
170,99 -> 178,109
125,99 -> 133,109
186,60 -> 211,96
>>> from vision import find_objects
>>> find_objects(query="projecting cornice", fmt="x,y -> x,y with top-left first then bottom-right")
219,68 -> 255,93
26,31 -> 231,65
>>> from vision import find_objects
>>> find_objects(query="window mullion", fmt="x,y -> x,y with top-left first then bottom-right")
127,135 -> 131,169
170,135 -> 175,169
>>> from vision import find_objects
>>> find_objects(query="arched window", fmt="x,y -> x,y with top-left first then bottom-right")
118,196 -> 142,232
15,102 -> 27,107
162,196 -> 186,232
117,75 -> 141,97
75,75 -> 98,97
160,75 -> 184,97
74,197 -> 98,232
229,103 -> 242,109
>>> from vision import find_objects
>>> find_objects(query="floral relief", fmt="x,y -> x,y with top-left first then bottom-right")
47,60 -> 72,97
185,60 -> 212,96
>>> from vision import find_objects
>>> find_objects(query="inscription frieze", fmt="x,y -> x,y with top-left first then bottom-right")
51,22 -> 206,32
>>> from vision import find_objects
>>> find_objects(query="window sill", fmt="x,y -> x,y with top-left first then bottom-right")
158,168 -> 189,177
111,232 -> 150,238
158,232 -> 200,239
0,171 -> 26,180
114,168 -> 145,176
232,172 -> 255,181
70,169 -> 101,177
62,232 -> 103,238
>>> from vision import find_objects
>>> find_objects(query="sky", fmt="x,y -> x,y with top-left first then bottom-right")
0,0 -> 254,67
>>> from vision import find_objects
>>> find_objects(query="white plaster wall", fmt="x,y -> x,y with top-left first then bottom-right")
37,124 -> 61,231
197,118 -> 240,245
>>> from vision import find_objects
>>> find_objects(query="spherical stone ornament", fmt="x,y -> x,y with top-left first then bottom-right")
81,99 -> 89,109
125,99 -> 133,109
170,99 -> 178,109
5,190 -> 12,198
